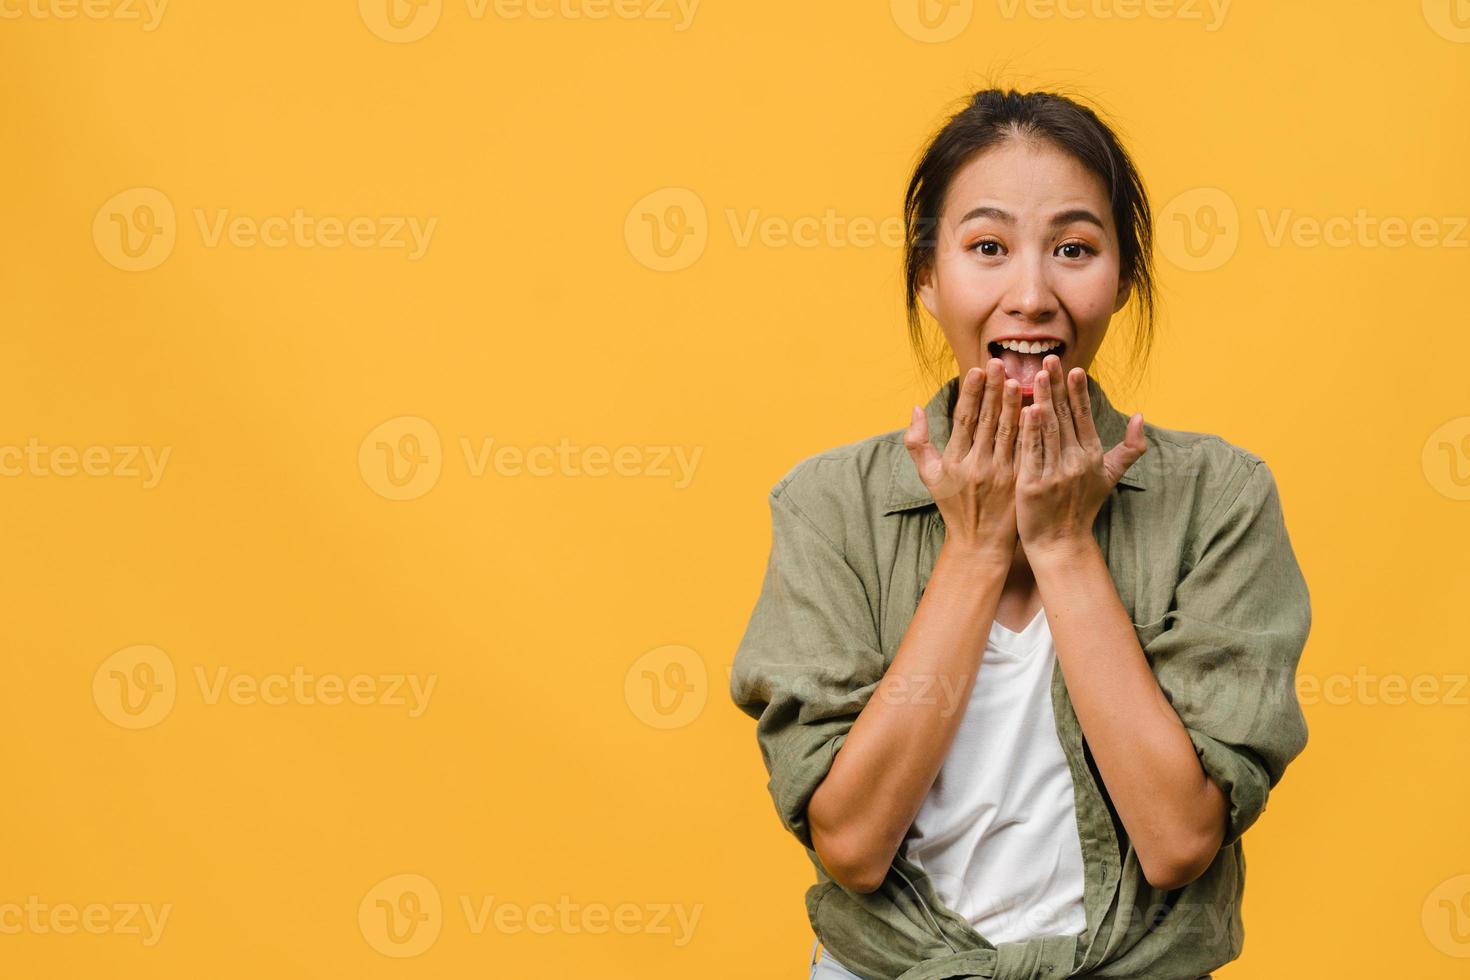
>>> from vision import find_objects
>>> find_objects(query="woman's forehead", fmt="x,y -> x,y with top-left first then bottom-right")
944,141 -> 1112,220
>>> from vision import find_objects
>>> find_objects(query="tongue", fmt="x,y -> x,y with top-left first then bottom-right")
999,349 -> 1048,389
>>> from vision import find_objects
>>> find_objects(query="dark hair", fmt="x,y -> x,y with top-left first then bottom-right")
902,87 -> 1158,393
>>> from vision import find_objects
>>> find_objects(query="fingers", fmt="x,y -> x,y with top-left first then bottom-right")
1035,356 -> 1076,456
947,360 -> 1005,464
946,366 -> 984,461
904,403 -> 935,464
903,403 -> 945,494
1069,366 -> 1102,454
972,359 -> 1005,452
1102,411 -> 1149,486
992,376 -> 1021,469
1032,369 -> 1061,473
1019,403 -> 1044,481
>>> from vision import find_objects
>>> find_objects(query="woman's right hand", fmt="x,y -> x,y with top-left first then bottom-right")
903,359 -> 1023,563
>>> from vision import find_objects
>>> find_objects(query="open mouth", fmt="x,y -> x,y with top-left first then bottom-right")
987,339 -> 1066,394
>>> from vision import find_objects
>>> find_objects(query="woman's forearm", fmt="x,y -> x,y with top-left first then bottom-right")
1029,536 -> 1228,890
808,541 -> 1010,893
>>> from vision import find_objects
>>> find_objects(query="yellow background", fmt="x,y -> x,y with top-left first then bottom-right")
3,1 -> 1468,976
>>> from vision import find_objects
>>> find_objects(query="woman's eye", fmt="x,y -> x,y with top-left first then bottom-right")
970,240 -> 1002,256
1058,242 -> 1095,259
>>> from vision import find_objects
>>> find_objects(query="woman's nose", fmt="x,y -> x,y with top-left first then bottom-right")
1001,254 -> 1058,319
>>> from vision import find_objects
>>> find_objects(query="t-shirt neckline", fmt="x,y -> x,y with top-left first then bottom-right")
987,607 -> 1049,657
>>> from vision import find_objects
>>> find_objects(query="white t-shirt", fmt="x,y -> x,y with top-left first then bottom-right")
899,607 -> 1088,945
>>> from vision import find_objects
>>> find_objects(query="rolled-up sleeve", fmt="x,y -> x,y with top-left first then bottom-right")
728,476 -> 884,853
1144,458 -> 1311,849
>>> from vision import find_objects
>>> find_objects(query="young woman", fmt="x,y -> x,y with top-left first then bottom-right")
729,89 -> 1311,980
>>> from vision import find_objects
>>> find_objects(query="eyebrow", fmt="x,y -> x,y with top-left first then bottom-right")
957,206 -> 1106,230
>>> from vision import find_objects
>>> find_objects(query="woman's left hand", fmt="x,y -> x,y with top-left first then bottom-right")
1015,354 -> 1148,558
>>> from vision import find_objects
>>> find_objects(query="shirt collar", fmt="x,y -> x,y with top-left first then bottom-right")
883,371 -> 1149,516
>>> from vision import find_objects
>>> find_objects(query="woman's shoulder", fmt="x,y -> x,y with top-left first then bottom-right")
762,424 -> 916,537
769,427 -> 906,495
1134,418 -> 1287,528
1141,416 -> 1265,466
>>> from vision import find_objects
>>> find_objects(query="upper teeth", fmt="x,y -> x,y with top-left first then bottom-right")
997,339 -> 1062,354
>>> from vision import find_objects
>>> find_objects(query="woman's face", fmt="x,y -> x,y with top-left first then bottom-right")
917,137 -> 1132,404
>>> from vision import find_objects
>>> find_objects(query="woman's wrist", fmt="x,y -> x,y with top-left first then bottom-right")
936,537 -> 1015,579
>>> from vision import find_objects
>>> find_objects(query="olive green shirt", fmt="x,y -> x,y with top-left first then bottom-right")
729,373 -> 1311,980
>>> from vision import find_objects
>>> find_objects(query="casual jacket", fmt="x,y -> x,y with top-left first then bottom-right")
728,372 -> 1311,980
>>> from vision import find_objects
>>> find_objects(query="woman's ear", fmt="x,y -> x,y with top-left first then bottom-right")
1112,277 -> 1133,314
917,261 -> 939,320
